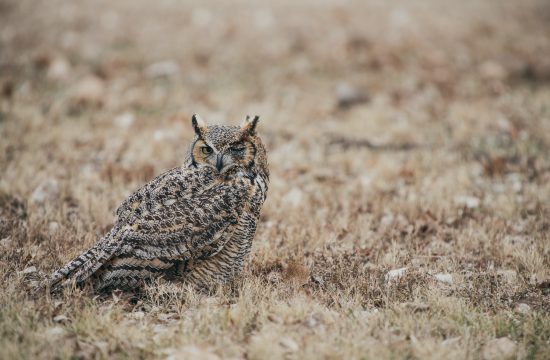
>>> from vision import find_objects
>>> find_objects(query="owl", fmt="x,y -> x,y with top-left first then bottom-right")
45,114 -> 269,292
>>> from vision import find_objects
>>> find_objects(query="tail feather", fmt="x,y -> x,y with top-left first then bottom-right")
47,230 -> 120,292
71,250 -> 112,284
48,247 -> 103,290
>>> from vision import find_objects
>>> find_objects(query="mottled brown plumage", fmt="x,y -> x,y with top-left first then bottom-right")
46,115 -> 269,292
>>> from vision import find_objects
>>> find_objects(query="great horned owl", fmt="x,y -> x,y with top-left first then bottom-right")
45,114 -> 269,292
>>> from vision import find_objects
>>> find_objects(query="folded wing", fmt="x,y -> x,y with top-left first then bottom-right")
48,166 -> 249,291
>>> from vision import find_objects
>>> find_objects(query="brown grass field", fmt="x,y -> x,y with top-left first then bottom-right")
1,0 -> 550,359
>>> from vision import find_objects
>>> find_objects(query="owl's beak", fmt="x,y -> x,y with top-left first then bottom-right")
216,153 -> 225,172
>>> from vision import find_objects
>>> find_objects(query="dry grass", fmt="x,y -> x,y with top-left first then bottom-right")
1,0 -> 550,359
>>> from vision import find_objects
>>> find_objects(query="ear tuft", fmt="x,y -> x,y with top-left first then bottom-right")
241,115 -> 260,136
191,114 -> 207,138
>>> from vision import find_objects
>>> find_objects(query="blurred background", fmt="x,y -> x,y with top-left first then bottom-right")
1,0 -> 550,170
1,0 -> 550,358
2,0 -> 550,285
1,0 -> 549,225
1,0 -> 550,268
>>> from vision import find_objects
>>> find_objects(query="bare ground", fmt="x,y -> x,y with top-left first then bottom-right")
1,0 -> 549,359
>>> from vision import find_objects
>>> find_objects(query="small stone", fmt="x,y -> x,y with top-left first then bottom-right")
114,112 -> 135,128
385,267 -> 408,282
434,273 -> 453,285
445,216 -> 457,225
442,336 -> 462,346
357,308 -> 379,322
279,337 -> 299,352
507,173 -> 523,193
515,303 -> 530,314
71,75 -> 105,106
402,302 -> 430,312
153,324 -> 169,334
266,271 -> 282,284
497,269 -> 517,284
203,297 -> 219,307
482,337 -> 517,360
157,313 -> 179,323
303,315 -> 319,328
380,213 -> 395,227
47,57 -> 71,81
53,300 -> 64,312
144,60 -> 180,78
20,266 -> 37,275
154,129 -> 168,141
129,311 -> 145,320
267,314 -> 283,324
492,183 -> 506,193
479,61 -> 507,81
31,178 -> 60,205
0,237 -> 11,247
511,180 -> 522,193
92,340 -> 109,355
167,345 -> 220,360
44,326 -> 66,338
48,221 -> 60,235
311,274 -> 324,285
53,314 -> 70,323
336,82 -> 369,109
454,195 -> 480,209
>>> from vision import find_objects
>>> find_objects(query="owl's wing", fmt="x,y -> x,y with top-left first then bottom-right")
114,172 -> 249,261
50,166 -> 249,289
115,167 -> 180,222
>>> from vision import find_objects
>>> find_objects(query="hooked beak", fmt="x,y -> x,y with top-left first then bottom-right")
216,153 -> 224,172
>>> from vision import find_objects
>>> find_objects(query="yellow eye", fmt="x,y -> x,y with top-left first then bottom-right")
201,146 -> 213,155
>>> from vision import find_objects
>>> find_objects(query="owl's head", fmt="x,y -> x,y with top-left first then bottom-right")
187,114 -> 269,180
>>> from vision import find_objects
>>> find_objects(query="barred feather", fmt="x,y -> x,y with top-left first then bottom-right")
44,120 -> 269,293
